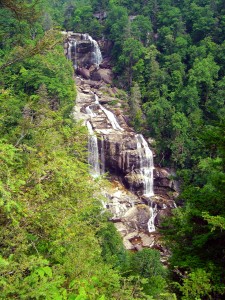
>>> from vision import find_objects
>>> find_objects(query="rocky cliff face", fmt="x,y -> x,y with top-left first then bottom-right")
63,32 -> 114,84
74,78 -> 178,255
67,32 -> 178,255
63,32 -> 103,68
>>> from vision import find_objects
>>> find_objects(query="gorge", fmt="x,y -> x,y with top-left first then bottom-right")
65,32 -> 179,253
1,1 -> 225,298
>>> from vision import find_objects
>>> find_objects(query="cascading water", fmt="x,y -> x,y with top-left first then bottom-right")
67,39 -> 77,69
100,136 -> 105,174
86,121 -> 100,177
135,134 -> 156,232
85,91 -> 123,177
148,203 -> 157,232
94,94 -> 124,131
68,31 -> 180,254
136,134 -> 154,197
85,106 -> 96,117
83,34 -> 103,67
67,33 -> 102,69
67,41 -> 72,60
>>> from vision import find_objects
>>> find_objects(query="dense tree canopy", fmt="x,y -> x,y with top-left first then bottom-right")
0,1 -> 176,299
1,0 -> 225,298
54,0 -> 225,298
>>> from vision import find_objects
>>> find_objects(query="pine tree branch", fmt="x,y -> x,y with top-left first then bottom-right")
0,29 -> 62,70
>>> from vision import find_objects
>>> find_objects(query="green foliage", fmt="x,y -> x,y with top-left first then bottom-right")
115,38 -> 145,87
162,122 -> 225,298
105,4 -> 129,55
98,222 -> 129,270
1,41 -> 76,118
0,2 -> 158,299
131,15 -> 152,46
2,0 -> 225,298
128,249 -> 168,297
128,82 -> 144,131
130,249 -> 167,279
174,269 -> 212,300
202,212 -> 225,231
65,5 -> 103,39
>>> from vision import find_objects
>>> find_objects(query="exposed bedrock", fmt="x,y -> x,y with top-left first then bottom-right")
68,33 -> 179,254
64,32 -> 114,85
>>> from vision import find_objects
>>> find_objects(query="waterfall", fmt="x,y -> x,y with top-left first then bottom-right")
100,104 -> 123,131
148,203 -> 157,232
94,94 -> 124,131
89,36 -> 103,67
67,40 -> 77,69
67,41 -> 72,60
86,121 -> 100,177
85,101 -> 104,175
135,134 -> 156,232
100,136 -> 105,174
82,33 -> 103,67
69,32 -> 178,245
136,134 -> 154,197
85,106 -> 96,117
66,33 -> 102,69
72,40 -> 77,69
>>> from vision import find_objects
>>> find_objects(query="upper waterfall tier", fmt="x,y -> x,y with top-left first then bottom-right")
64,32 -> 103,69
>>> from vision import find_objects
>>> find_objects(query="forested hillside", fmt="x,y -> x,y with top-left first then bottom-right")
0,0 -> 225,299
0,1 -> 173,299
53,1 -> 225,298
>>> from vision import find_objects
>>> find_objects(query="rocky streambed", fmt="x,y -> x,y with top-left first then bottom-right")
74,76 -> 178,260
65,31 -> 179,260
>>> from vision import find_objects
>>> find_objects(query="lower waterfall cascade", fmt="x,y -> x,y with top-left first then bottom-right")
86,121 -> 100,177
82,87 -> 157,233
94,94 -> 124,131
68,32 -> 179,253
148,203 -> 158,232
135,134 -> 154,197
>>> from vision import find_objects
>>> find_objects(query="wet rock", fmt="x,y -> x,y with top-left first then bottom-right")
115,103 -> 122,108
155,208 -> 171,227
123,238 -> 135,250
77,68 -> 90,79
65,33 -> 102,69
99,59 -> 112,69
82,89 -> 91,94
112,87 -> 119,94
83,80 -> 103,89
114,222 -> 128,237
91,68 -> 113,84
89,65 -> 97,73
98,40 -> 113,57
123,204 -> 150,231
154,167 -> 179,193
125,173 -> 144,190
123,231 -> 141,250
139,233 -> 155,247
108,197 -> 129,218
93,11 -> 107,20
135,244 -> 143,251
99,97 -> 114,105
107,88 -> 115,97
75,76 -> 84,86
